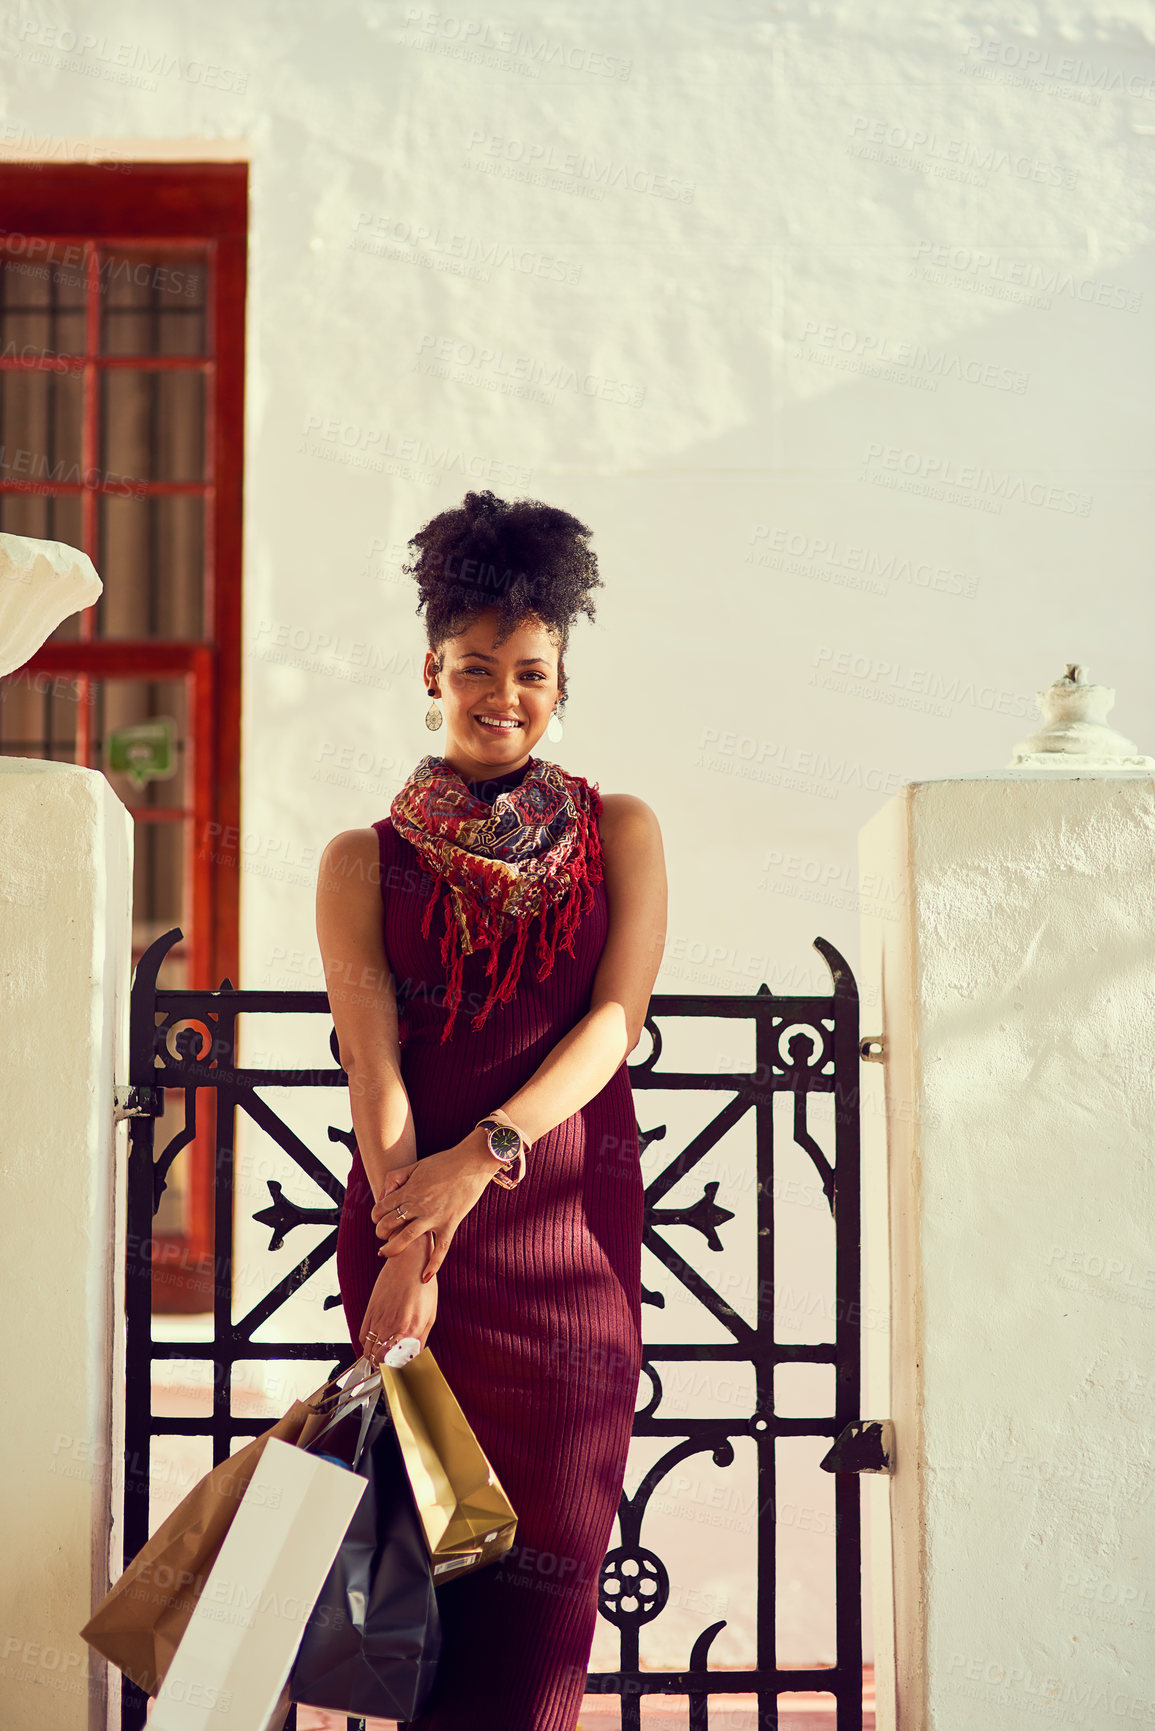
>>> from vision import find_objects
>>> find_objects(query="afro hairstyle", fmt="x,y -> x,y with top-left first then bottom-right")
403,489 -> 603,704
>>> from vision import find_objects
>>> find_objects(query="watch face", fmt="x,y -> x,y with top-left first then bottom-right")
488,1125 -> 521,1161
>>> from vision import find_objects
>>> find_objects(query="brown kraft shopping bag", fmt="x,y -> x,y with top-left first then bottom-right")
80,1366 -> 361,1699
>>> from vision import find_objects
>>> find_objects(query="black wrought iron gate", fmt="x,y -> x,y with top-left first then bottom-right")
116,927 -> 875,1730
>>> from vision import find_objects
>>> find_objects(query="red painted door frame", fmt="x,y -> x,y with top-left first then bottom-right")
0,162 -> 247,1307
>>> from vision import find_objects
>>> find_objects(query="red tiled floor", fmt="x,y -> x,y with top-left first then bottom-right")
145,1670 -> 875,1727
146,1668 -> 875,1727
292,1670 -> 876,1729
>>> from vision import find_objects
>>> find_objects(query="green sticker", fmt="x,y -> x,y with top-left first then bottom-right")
106,718 -> 178,789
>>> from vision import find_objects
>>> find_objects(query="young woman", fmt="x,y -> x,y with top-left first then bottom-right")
318,489 -> 667,1731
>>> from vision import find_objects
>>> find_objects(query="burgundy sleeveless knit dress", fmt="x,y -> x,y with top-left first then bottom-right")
335,759 -> 644,1731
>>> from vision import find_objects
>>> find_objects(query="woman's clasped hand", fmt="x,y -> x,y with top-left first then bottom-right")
372,1134 -> 496,1280
358,1236 -> 439,1367
357,1138 -> 494,1363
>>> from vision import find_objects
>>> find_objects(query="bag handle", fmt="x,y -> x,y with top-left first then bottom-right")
306,1362 -> 383,1463
303,1356 -> 380,1417
307,1389 -> 379,1467
335,1357 -> 381,1402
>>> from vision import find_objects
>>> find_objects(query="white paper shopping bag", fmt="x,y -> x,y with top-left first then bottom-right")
149,1437 -> 367,1731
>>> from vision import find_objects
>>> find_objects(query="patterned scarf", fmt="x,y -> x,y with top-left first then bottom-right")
390,753 -> 604,1043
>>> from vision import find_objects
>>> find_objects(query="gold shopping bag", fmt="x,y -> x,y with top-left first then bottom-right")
380,1348 -> 517,1583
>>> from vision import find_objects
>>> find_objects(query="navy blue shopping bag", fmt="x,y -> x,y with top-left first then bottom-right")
290,1384 -> 442,1719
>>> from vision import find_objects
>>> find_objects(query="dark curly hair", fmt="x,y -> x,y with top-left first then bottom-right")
402,489 -> 603,707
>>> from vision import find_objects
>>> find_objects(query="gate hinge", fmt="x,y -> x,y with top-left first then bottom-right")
113,1084 -> 164,1121
819,1419 -> 895,1474
859,1035 -> 885,1063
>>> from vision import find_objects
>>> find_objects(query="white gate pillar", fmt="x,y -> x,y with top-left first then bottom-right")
0,760 -> 133,1730
857,670 -> 1155,1730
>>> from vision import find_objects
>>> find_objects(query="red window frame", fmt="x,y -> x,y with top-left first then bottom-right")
0,162 -> 247,1308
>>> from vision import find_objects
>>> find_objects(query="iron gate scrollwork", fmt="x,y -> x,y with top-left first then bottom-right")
118,928 -> 868,1731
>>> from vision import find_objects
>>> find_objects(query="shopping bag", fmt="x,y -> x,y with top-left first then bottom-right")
148,1438 -> 367,1731
289,1390 -> 442,1719
380,1347 -> 518,1581
80,1363 -> 364,1698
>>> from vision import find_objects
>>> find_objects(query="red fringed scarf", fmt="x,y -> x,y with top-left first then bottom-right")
389,753 -> 604,1043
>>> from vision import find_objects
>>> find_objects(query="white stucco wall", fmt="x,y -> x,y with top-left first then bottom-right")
861,772 -> 1155,1730
0,762 -> 132,1730
3,0 -> 1154,1686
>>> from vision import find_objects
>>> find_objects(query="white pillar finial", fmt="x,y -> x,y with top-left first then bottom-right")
0,533 -> 102,678
1009,663 -> 1154,771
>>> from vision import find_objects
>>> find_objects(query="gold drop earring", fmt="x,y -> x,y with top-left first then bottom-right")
425,686 -> 443,732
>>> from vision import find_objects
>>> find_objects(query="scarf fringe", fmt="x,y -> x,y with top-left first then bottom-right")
420,779 -> 603,1045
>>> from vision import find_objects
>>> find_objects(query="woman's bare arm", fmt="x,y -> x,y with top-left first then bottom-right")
497,792 -> 667,1142
315,828 -> 418,1202
317,826 -> 443,1353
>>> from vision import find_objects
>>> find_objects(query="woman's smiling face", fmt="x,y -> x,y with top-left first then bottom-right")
424,608 -> 562,780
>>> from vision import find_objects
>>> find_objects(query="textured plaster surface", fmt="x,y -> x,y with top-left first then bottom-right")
0,763 -> 133,1730
862,777 -> 1155,1730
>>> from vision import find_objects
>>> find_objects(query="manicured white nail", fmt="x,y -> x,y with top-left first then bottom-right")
381,1335 -> 421,1367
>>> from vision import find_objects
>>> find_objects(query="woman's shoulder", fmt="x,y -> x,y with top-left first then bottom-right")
596,790 -> 660,826
595,791 -> 663,856
318,820 -> 427,896
320,825 -> 380,864
590,791 -> 666,918
317,825 -> 385,895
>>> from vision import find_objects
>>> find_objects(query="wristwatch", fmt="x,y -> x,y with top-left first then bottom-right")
475,1110 -> 531,1190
